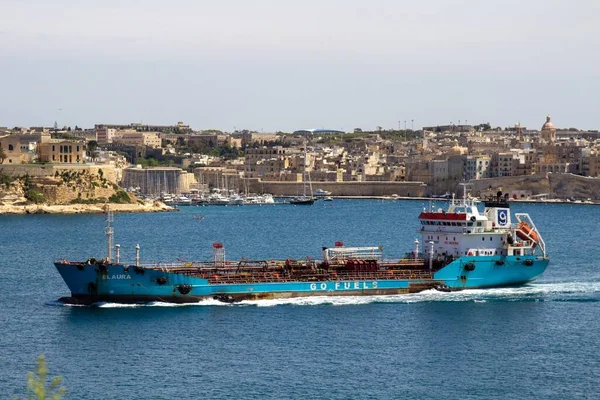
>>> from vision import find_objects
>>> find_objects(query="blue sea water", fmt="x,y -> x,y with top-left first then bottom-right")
0,200 -> 599,400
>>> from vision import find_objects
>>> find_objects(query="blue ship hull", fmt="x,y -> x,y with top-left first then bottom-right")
54,255 -> 549,305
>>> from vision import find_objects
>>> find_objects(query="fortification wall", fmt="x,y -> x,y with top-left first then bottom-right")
122,167 -> 191,195
0,164 -> 117,183
470,173 -> 600,199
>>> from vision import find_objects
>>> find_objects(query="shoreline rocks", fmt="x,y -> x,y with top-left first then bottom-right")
0,201 -> 175,215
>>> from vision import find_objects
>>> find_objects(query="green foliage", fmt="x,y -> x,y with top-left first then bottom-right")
109,190 -> 133,204
70,197 -> 108,204
380,130 -> 422,141
136,157 -> 161,168
20,355 -> 66,400
51,132 -> 75,140
0,146 -> 6,163
316,132 -> 369,144
219,144 -> 241,159
86,140 -> 98,157
0,171 -> 16,187
21,174 -> 47,204
474,123 -> 492,131
56,170 -> 110,190
25,189 -> 47,204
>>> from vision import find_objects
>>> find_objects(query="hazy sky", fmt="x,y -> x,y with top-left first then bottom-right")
2,0 -> 599,131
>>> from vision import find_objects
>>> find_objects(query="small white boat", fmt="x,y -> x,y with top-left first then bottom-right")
314,189 -> 332,197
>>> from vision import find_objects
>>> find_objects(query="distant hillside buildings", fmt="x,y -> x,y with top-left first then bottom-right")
3,116 -> 600,198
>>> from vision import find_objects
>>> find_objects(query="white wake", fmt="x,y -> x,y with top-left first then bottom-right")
50,280 -> 600,308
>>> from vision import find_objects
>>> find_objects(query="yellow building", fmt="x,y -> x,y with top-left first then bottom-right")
0,134 -> 38,164
38,140 -> 86,163
0,135 -> 23,164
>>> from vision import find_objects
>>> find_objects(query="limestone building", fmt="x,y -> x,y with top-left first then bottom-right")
38,140 -> 86,163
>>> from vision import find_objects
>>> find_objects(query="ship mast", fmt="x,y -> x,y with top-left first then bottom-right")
458,182 -> 473,206
105,205 -> 114,262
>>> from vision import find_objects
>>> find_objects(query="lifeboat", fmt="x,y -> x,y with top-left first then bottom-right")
516,221 -> 539,247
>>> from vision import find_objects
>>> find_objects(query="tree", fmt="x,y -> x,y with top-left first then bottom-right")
86,140 -> 98,158
0,146 -> 6,164
21,355 -> 66,400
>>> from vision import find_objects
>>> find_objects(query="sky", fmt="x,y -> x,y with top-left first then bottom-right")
1,0 -> 599,132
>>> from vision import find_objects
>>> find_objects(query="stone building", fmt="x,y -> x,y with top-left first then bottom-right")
193,167 -> 241,191
0,135 -> 25,164
496,152 -> 517,177
113,132 -> 162,148
244,146 -> 300,179
464,155 -> 491,180
96,126 -> 116,143
38,140 -> 87,163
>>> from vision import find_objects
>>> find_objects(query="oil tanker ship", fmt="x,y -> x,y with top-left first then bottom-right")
54,190 -> 549,305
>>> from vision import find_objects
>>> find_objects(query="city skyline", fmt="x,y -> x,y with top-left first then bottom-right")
2,0 -> 599,131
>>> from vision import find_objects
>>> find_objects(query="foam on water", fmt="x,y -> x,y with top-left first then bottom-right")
48,280 -> 600,308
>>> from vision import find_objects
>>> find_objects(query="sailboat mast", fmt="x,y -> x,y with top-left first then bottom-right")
303,137 -> 308,197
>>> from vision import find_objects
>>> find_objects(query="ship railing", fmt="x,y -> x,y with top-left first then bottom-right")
206,270 -> 435,284
138,261 -> 216,270
514,213 -> 547,258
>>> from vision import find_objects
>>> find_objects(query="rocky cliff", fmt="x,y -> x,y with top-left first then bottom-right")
0,170 -> 173,214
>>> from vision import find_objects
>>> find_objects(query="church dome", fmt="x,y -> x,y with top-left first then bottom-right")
542,115 -> 555,130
